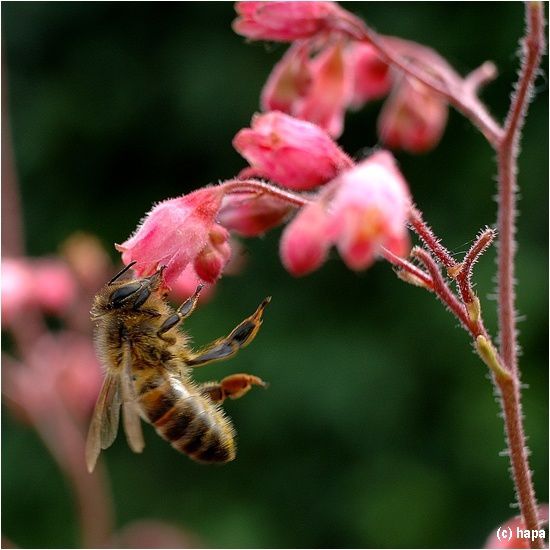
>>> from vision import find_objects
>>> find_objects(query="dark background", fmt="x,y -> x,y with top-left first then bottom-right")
2,2 -> 548,548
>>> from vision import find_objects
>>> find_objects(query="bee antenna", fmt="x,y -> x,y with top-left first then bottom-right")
108,261 -> 137,285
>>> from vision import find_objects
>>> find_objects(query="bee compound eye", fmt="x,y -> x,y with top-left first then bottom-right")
109,282 -> 143,307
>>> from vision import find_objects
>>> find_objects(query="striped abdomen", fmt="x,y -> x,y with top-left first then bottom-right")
136,372 -> 236,463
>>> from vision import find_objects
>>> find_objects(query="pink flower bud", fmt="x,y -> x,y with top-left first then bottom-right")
192,224 -> 231,283
279,199 -> 332,276
116,186 -> 225,285
218,192 -> 293,237
233,111 -> 352,190
378,77 -> 448,153
297,41 -> 350,138
347,42 -> 392,108
261,42 -> 312,113
330,151 -> 411,270
233,1 -> 351,42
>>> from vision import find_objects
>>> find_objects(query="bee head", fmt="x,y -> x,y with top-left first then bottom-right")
91,264 -> 166,318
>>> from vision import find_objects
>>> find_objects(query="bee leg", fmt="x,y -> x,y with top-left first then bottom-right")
200,374 -> 268,403
157,284 -> 203,338
186,297 -> 271,367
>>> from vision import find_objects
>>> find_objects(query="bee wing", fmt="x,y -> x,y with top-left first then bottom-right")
85,373 -> 122,473
120,343 -> 145,454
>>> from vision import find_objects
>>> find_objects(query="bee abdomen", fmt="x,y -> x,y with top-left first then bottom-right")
138,374 -> 236,463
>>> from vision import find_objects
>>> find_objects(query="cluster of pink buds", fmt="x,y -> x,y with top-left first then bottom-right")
117,109 -> 411,287
233,1 -> 448,151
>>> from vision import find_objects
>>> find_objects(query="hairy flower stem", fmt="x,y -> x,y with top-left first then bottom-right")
383,4 -> 544,539
221,179 -> 311,208
494,3 -> 545,544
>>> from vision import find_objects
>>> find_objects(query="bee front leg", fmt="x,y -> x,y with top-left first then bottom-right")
186,297 -> 271,367
200,374 -> 268,403
157,284 -> 203,339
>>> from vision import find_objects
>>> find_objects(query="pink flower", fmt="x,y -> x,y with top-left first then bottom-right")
484,505 -> 548,549
296,41 -> 350,138
1,257 -> 77,325
233,111 -> 352,190
116,186 -> 228,285
347,42 -> 392,108
233,1 -> 352,42
261,42 -> 312,114
2,258 -> 34,324
33,259 -> 77,314
279,151 -> 411,275
261,41 -> 350,138
280,199 -> 332,276
330,151 -> 411,269
3,332 -> 102,422
378,77 -> 448,153
218,192 -> 293,237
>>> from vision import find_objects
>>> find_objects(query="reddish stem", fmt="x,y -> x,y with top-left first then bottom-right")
380,246 -> 433,290
409,207 -> 457,270
455,228 -> 495,304
410,247 -> 470,330
221,179 -> 312,208
494,3 -> 545,544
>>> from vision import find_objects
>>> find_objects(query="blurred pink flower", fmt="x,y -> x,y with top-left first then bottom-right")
233,1 -> 352,42
233,111 -> 352,190
2,257 -> 77,325
116,187 -> 228,285
3,332 -> 102,423
347,42 -> 392,108
378,77 -> 448,153
261,41 -> 350,138
280,151 -> 411,275
484,505 -> 548,549
298,41 -> 350,138
218,192 -> 293,237
2,258 -> 34,324
33,259 -> 77,314
261,42 -> 312,113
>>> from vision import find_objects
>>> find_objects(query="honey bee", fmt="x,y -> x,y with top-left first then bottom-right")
86,261 -> 270,473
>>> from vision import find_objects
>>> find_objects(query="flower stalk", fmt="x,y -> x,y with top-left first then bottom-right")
493,2 -> 546,544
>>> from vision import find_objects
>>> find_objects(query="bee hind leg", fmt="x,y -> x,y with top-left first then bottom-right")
200,374 -> 268,403
185,297 -> 271,367
157,284 -> 203,338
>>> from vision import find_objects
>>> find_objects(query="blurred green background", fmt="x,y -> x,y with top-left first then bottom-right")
2,2 -> 548,548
